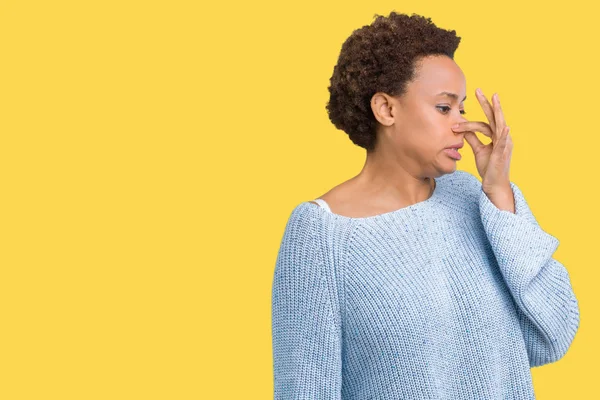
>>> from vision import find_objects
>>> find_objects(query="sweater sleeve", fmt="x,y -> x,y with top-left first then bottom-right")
478,180 -> 580,368
271,205 -> 343,399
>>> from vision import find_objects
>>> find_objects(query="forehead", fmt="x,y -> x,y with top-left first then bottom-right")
409,56 -> 466,100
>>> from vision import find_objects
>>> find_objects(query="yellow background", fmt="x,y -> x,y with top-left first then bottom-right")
0,1 -> 594,398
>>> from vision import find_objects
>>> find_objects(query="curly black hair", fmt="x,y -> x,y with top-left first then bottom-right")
325,12 -> 461,152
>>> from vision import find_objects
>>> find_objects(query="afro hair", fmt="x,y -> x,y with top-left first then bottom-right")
326,12 -> 461,152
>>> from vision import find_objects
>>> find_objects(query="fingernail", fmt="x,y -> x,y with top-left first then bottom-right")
476,88 -> 482,95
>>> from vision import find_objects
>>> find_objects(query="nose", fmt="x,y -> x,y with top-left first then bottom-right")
457,114 -> 468,124
452,115 -> 468,133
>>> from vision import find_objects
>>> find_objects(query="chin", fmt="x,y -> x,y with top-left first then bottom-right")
447,162 -> 459,173
437,159 -> 458,175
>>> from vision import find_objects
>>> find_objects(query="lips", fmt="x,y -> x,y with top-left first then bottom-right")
444,148 -> 462,160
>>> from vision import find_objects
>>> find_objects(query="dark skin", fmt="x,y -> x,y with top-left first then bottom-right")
453,88 -> 515,212
314,55 -> 514,217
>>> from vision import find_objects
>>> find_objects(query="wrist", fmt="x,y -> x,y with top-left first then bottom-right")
484,187 -> 515,213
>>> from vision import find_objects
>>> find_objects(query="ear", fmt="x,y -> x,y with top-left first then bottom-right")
371,92 -> 396,127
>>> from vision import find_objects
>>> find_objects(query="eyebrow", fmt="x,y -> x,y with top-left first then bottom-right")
436,92 -> 467,102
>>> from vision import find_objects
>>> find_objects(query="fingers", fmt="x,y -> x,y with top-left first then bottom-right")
492,93 -> 506,142
502,126 -> 513,157
495,126 -> 511,159
453,89 -> 507,144
464,131 -> 485,153
475,88 -> 497,134
452,121 -> 494,138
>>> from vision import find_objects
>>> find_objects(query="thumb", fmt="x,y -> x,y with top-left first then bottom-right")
464,131 -> 484,153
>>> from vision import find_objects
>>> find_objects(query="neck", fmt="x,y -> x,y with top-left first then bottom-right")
353,149 -> 435,205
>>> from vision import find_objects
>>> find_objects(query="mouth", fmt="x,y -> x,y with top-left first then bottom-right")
444,147 -> 462,160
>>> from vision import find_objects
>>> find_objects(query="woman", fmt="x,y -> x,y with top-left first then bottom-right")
271,11 -> 579,399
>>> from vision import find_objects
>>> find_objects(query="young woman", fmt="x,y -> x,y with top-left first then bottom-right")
271,11 -> 579,399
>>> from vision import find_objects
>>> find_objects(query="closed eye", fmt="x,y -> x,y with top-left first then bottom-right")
437,106 -> 466,115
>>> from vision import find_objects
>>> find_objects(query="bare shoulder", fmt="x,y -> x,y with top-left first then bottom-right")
312,179 -> 376,217
308,182 -> 348,208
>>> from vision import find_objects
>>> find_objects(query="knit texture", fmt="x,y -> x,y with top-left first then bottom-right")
271,170 -> 580,399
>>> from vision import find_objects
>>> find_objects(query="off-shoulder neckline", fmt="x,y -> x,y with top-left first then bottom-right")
306,175 -> 444,222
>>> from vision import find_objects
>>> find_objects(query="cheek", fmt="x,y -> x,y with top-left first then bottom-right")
395,109 -> 445,154
404,109 -> 434,134
411,107 -> 442,131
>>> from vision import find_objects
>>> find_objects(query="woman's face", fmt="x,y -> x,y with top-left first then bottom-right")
383,55 -> 469,175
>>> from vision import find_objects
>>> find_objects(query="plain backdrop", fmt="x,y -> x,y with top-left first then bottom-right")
0,1 -> 595,398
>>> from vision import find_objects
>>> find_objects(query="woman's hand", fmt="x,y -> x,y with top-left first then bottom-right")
451,88 -> 513,196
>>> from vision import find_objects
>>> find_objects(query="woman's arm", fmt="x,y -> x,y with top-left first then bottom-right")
478,180 -> 580,368
271,205 -> 343,398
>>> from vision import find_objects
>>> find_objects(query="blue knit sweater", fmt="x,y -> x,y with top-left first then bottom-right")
271,170 -> 580,399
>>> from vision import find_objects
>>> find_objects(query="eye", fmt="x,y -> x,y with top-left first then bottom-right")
437,106 -> 467,115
